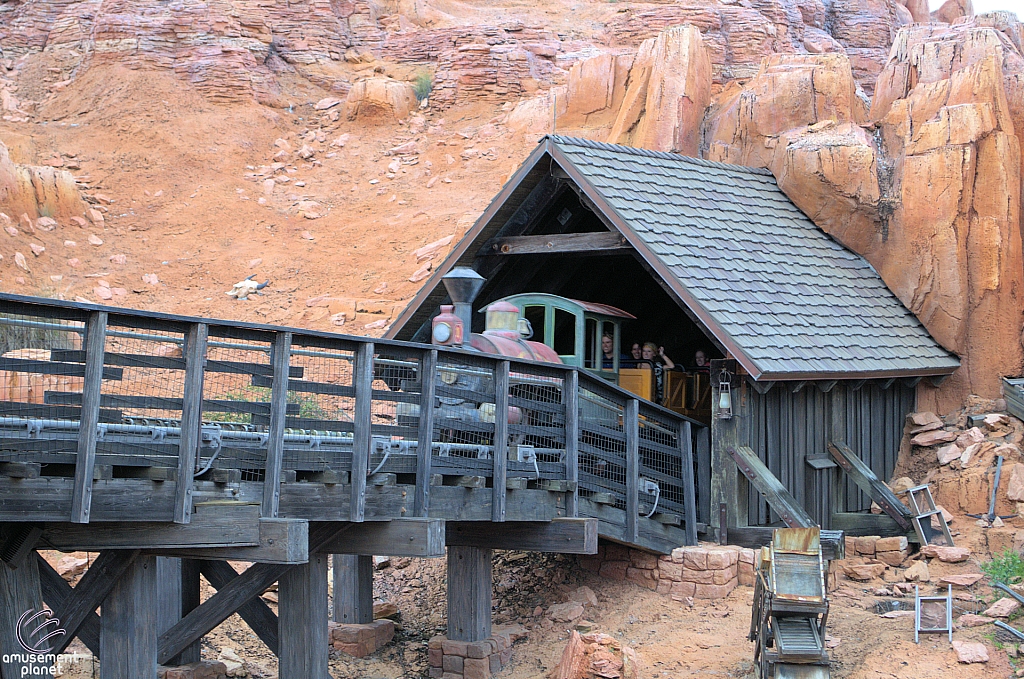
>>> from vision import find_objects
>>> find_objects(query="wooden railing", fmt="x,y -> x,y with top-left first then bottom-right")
0,294 -> 701,548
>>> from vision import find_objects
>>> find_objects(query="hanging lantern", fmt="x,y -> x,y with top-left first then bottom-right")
717,368 -> 733,419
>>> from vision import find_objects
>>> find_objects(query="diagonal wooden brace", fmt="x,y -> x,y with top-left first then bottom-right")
828,441 -> 913,532
198,560 -> 279,655
35,553 -> 101,656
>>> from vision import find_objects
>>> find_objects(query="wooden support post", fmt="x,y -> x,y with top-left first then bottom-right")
624,398 -> 640,545
563,369 -> 579,517
710,363 -> 745,535
263,331 -> 292,518
174,323 -> 208,524
679,420 -> 698,546
279,552 -> 329,679
100,555 -> 158,679
447,546 -> 492,642
0,556 -> 49,678
36,553 -> 100,656
829,388 -> 847,526
332,554 -> 373,624
178,559 -> 201,664
492,360 -> 510,522
198,560 -> 279,655
415,349 -> 437,517
351,342 -> 374,522
72,310 -> 107,524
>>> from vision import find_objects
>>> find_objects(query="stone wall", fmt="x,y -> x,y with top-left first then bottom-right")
428,631 -> 514,679
329,619 -> 395,658
578,542 -> 757,601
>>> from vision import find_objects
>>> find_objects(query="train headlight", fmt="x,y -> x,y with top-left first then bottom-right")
432,322 -> 452,343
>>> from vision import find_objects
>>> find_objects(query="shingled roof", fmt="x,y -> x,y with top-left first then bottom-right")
389,135 -> 959,381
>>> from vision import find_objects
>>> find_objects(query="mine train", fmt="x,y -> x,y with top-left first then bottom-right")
393,268 -> 712,448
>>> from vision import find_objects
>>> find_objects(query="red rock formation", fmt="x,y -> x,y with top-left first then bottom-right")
932,0 -> 973,24
431,43 -> 536,109
825,0 -> 908,95
345,77 -> 417,121
607,25 -> 711,155
0,140 -> 85,222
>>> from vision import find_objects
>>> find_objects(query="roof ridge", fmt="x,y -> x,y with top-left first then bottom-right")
545,135 -> 776,177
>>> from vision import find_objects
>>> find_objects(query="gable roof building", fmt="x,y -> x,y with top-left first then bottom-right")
389,135 -> 959,382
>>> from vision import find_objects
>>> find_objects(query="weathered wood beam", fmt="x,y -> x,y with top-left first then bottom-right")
415,349 -> 437,517
49,550 -> 141,656
198,560 -> 279,655
448,546 -> 491,642
174,323 -> 208,524
71,310 -> 107,523
350,343 -> 373,522
262,331 -> 292,518
830,512 -> 911,538
36,552 -> 100,655
625,399 -> 640,544
679,420 -> 698,547
279,552 -> 329,679
816,380 -> 838,393
145,518 -> 309,564
480,231 -> 630,256
445,518 -> 597,553
726,527 -> 846,561
827,441 -> 913,531
492,360 -> 510,522
100,555 -> 158,679
316,518 -> 445,557
563,369 -> 580,517
42,504 -> 262,551
0,556 -> 49,677
332,554 -> 373,624
726,446 -> 814,528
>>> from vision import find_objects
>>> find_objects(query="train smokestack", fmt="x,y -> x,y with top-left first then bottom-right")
442,267 -> 485,338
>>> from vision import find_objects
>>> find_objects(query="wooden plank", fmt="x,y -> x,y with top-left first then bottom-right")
446,518 -> 597,553
726,527 -> 846,561
726,446 -> 815,528
175,323 -> 208,524
198,560 -> 279,655
35,552 -> 100,656
679,420 -> 698,547
563,369 -> 579,517
146,518 -> 309,564
71,310 -> 107,524
0,555 -> 49,678
0,461 -> 40,479
0,401 -> 122,422
625,399 -> 640,544
481,231 -> 630,255
830,512 -> 911,538
100,555 -> 158,679
262,331 -> 292,518
447,545 -> 491,642
492,360 -> 510,522
696,426 -> 711,527
0,357 -> 121,380
155,558 -> 183,663
575,498 -> 689,555
176,559 -> 202,665
42,504 -> 261,550
332,554 -> 373,624
46,391 -> 299,415
317,518 -> 445,557
279,552 -> 329,679
350,342 -> 373,522
827,441 -> 913,531
50,349 -> 303,377
415,349 -> 437,517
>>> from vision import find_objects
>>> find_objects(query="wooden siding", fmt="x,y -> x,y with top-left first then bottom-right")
741,382 -> 915,528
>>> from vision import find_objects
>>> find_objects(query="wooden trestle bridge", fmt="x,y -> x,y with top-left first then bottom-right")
0,293 -> 700,679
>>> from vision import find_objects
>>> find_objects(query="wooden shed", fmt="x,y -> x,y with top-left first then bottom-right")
389,136 -> 960,537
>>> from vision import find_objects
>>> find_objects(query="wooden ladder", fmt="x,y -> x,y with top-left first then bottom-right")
905,484 -> 954,547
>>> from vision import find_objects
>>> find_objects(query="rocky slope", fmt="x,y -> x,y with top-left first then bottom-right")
0,0 -> 1019,412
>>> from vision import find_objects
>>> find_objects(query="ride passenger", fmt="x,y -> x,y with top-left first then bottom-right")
693,350 -> 710,372
639,342 -> 675,404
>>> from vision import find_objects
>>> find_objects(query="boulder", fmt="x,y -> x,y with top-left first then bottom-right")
920,545 -> 971,562
843,563 -> 886,581
937,443 -> 962,465
546,601 -> 585,623
957,613 -> 995,627
903,561 -> 929,582
951,640 -> 989,664
941,573 -> 984,587
345,78 -> 418,121
983,597 -> 1020,618
910,430 -> 958,447
607,25 -> 712,156
1007,463 -> 1024,502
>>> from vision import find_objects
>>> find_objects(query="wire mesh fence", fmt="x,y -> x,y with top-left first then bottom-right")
637,404 -> 686,519
577,381 -> 629,510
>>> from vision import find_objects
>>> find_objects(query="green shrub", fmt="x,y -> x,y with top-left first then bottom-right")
982,548 -> 1024,585
414,70 -> 433,102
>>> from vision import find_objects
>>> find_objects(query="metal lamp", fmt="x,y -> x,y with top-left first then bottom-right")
717,368 -> 733,419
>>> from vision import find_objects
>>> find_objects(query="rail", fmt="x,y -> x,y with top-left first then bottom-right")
0,293 -> 701,551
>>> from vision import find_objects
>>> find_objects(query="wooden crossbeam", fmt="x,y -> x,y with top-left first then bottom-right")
445,518 -> 597,553
726,446 -> 814,528
35,552 -> 101,655
317,518 -> 445,557
481,231 -> 630,256
198,560 -> 279,655
156,523 -> 350,664
827,441 -> 913,531
147,518 -> 308,564
47,550 -> 140,656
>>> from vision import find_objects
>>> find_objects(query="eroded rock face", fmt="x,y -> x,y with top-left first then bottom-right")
345,77 -> 417,121
0,141 -> 85,221
607,25 -> 711,155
